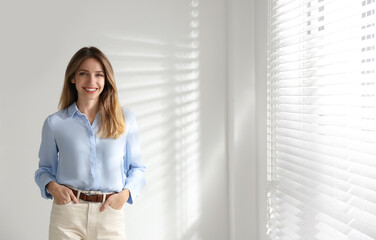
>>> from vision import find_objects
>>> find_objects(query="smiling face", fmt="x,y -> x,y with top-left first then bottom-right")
72,57 -> 105,104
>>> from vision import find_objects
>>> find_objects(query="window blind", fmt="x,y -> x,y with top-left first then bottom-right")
267,0 -> 376,239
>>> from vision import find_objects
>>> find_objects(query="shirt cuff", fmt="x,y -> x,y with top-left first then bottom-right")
40,174 -> 56,199
123,185 -> 135,204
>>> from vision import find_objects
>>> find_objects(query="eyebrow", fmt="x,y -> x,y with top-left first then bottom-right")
77,69 -> 104,73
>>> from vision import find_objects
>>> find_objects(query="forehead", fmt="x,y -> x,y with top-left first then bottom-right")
78,57 -> 104,71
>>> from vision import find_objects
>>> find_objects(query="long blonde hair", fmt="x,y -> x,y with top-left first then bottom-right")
59,46 -> 125,139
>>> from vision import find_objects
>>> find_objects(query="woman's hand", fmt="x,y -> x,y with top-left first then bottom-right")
47,181 -> 79,205
100,188 -> 130,212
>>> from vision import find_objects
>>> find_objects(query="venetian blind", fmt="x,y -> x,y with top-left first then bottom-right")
267,0 -> 376,239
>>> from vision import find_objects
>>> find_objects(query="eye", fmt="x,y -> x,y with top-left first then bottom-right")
78,72 -> 87,76
96,73 -> 104,77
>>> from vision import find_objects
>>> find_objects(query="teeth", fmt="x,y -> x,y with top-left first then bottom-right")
85,88 -> 96,92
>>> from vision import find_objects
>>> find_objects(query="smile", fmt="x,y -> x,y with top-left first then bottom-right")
83,88 -> 98,93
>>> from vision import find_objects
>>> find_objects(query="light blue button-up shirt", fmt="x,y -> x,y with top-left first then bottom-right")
35,102 -> 146,204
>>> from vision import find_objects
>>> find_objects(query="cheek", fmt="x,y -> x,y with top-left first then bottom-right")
74,78 -> 84,87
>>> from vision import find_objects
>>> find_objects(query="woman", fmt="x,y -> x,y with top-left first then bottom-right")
35,46 -> 146,240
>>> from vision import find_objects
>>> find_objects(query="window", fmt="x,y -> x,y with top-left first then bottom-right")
267,0 -> 376,239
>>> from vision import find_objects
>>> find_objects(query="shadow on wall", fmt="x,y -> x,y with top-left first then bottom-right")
104,1 -> 201,239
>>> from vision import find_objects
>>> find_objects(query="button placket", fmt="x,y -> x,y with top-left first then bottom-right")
80,114 -> 99,190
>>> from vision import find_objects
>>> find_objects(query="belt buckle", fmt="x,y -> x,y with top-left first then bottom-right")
86,193 -> 104,202
86,194 -> 97,202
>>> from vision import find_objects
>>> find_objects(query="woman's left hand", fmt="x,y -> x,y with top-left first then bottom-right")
100,188 -> 130,212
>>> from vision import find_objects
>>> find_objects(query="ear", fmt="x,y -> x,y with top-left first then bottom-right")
71,78 -> 76,83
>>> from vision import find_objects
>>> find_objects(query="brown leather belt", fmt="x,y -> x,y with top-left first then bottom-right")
69,187 -> 116,203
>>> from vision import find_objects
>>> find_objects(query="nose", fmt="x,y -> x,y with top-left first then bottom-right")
87,74 -> 96,83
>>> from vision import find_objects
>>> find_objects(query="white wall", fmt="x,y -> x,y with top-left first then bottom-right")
0,0 -> 228,239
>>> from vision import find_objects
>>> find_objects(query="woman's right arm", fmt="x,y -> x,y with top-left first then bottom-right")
34,116 -> 58,199
34,116 -> 78,204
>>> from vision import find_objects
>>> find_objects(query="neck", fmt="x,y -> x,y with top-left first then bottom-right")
76,99 -> 100,117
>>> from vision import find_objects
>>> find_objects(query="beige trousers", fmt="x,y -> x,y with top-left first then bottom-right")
49,188 -> 126,240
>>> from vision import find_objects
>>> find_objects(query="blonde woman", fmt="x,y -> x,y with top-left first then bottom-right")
35,46 -> 146,240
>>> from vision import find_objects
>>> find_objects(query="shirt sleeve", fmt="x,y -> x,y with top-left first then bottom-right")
123,112 -> 146,204
34,116 -> 58,199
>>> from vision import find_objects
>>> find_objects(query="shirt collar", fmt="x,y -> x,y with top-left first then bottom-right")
67,102 -> 81,118
67,102 -> 101,119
